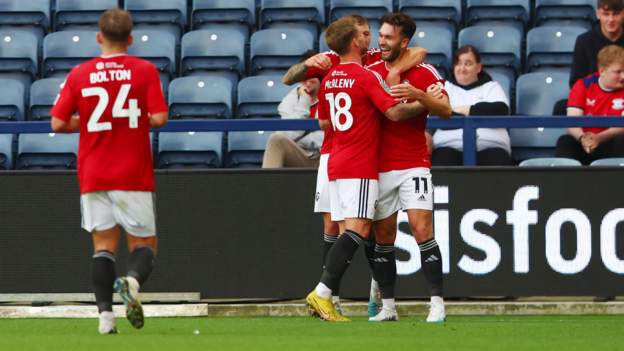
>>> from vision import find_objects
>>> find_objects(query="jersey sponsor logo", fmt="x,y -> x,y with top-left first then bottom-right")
586,98 -> 596,107
330,70 -> 348,77
96,62 -> 105,70
612,98 -> 624,110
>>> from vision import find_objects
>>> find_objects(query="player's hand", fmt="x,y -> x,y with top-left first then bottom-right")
390,83 -> 425,102
426,83 -> 445,99
305,53 -> 332,70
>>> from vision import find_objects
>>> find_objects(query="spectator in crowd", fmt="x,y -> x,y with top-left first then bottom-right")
262,51 -> 324,168
556,45 -> 624,164
429,45 -> 513,166
570,0 -> 624,87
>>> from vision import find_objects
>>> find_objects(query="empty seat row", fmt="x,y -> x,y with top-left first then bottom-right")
0,131 -> 275,170
0,0 -> 599,33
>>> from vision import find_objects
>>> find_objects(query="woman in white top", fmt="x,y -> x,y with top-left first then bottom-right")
431,45 -> 513,166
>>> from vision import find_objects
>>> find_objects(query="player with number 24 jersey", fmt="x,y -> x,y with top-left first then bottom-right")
51,55 -> 168,193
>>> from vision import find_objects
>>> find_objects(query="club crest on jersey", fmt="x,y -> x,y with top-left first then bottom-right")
96,62 -> 105,70
612,98 -> 624,110
586,98 -> 596,107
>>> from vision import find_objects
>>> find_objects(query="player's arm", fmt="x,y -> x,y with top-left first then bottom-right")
384,100 -> 428,122
390,83 -> 451,118
283,53 -> 332,85
149,112 -> 168,128
51,115 -> 80,132
385,47 -> 427,86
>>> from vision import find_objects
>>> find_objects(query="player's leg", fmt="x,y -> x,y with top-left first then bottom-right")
82,192 -> 120,334
110,191 -> 157,329
369,213 -> 399,322
400,168 -> 445,322
308,179 -> 377,321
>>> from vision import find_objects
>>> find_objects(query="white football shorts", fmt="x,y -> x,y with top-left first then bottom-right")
374,167 -> 433,221
314,154 -> 331,213
329,178 -> 379,221
80,191 -> 156,237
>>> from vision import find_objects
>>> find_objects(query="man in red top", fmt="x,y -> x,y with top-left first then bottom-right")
50,9 -> 168,334
556,44 -> 624,164
305,16 -> 434,322
365,13 -> 451,322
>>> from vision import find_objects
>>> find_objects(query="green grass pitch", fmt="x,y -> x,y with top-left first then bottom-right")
1,315 -> 622,351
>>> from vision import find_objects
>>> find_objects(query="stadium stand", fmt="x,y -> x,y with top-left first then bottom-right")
42,30 -> 99,77
535,0 -> 596,26
526,25 -> 586,72
0,78 -> 25,121
0,29 -> 39,79
518,157 -> 582,166
29,78 -> 64,121
180,29 -> 246,78
0,0 -> 51,34
169,76 -> 233,119
125,0 -> 187,34
157,131 -> 224,168
329,0 -> 393,24
0,134 -> 13,170
54,0 -> 118,31
237,75 -> 291,118
466,0 -> 531,26
16,133 -> 78,169
226,131 -> 274,168
590,158 -> 624,166
250,28 -> 314,75
510,72 -> 570,161
128,29 -> 177,78
399,0 -> 462,28
191,0 -> 255,41
259,0 -> 325,39
409,22 -> 454,77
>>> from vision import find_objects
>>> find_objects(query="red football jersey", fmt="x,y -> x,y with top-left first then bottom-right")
306,49 -> 381,155
367,61 -> 446,171
568,72 -> 624,134
318,62 -> 398,180
51,54 -> 168,193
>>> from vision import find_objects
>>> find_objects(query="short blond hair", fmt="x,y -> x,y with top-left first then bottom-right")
597,45 -> 624,70
325,16 -> 359,55
99,8 -> 133,43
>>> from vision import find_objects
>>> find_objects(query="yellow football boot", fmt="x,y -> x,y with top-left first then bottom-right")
306,290 -> 350,322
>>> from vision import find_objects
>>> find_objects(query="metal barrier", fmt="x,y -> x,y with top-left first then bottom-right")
3,116 -> 624,165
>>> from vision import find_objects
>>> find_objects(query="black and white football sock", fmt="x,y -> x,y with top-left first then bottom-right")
419,238 -> 443,297
92,250 -> 116,313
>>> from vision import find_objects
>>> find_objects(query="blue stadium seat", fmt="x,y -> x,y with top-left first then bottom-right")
0,72 -> 32,105
191,0 -> 255,39
157,132 -> 224,168
535,0 -> 596,25
0,0 -> 51,32
399,0 -> 462,27
29,78 -> 64,120
237,76 -> 291,118
590,158 -> 624,166
0,78 -> 25,121
181,29 -> 246,77
0,134 -> 13,170
409,22 -> 454,77
125,0 -> 187,30
54,0 -> 117,30
466,0 -> 530,25
260,0 -> 325,28
168,77 -> 233,119
42,30 -> 99,77
458,24 -> 522,72
511,72 -> 570,161
250,29 -> 314,75
128,29 -> 177,78
519,157 -> 582,167
17,133 -> 78,169
226,131 -> 273,168
526,25 -> 586,72
0,29 -> 39,78
329,0 -> 393,24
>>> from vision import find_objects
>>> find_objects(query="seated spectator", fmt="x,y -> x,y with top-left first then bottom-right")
262,52 -> 323,168
430,45 -> 513,166
556,45 -> 624,165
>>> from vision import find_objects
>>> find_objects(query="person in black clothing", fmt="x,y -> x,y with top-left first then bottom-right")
570,0 -> 624,87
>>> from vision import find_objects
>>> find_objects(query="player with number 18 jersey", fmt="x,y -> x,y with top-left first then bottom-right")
51,54 -> 167,193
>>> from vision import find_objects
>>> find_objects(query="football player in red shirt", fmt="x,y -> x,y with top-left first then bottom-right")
556,44 -> 624,164
366,13 -> 451,322
305,16 -> 437,322
50,9 -> 168,334
284,15 -> 427,311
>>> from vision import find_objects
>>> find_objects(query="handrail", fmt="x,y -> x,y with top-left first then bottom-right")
3,116 -> 624,165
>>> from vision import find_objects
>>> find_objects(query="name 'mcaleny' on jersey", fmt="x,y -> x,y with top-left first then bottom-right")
51,54 -> 168,193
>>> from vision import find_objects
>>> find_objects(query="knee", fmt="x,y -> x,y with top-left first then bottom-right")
127,236 -> 158,254
323,216 -> 339,235
411,222 -> 433,243
556,134 -> 578,149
